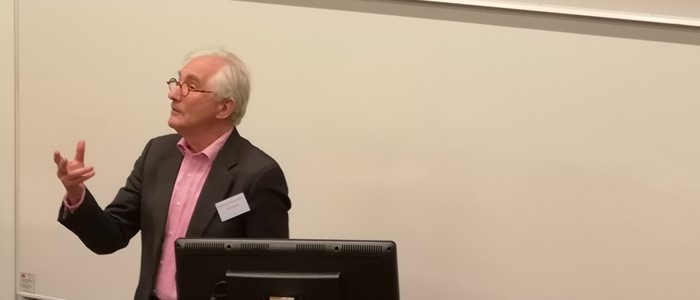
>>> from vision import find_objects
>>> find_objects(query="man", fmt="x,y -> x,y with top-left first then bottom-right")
53,49 -> 291,300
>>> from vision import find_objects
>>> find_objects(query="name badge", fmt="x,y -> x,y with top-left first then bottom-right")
215,193 -> 251,222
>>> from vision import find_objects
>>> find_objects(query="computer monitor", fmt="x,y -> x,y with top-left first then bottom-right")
174,238 -> 400,300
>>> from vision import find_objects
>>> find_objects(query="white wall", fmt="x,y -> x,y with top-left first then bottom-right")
13,1 -> 700,300
0,0 -> 16,298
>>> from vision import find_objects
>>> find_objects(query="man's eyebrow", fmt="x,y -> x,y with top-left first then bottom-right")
181,74 -> 203,85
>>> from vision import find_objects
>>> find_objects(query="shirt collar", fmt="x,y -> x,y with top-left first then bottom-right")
176,128 -> 233,161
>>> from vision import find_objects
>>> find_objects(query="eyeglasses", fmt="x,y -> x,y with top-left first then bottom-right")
166,78 -> 214,97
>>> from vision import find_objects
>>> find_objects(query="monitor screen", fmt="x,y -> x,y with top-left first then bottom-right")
174,238 -> 400,300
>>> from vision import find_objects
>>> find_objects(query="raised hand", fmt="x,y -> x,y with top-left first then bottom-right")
53,140 -> 95,204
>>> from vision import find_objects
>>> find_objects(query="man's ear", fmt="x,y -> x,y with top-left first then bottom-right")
217,98 -> 235,120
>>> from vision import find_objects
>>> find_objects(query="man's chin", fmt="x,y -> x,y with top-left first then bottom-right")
167,118 -> 183,131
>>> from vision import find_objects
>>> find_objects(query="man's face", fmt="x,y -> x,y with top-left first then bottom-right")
167,56 -> 228,134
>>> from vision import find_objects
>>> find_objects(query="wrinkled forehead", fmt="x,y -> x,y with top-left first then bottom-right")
178,56 -> 225,84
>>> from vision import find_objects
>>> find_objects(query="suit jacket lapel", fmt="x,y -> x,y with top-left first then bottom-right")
185,129 -> 242,237
151,148 -> 183,260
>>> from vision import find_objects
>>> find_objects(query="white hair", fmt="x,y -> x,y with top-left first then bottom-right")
185,48 -> 251,126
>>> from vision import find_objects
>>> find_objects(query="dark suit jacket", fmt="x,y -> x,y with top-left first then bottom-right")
58,128 -> 291,300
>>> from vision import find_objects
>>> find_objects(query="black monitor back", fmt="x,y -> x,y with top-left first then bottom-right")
175,238 -> 400,300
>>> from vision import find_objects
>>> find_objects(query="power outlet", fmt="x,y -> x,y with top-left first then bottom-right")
19,273 -> 35,293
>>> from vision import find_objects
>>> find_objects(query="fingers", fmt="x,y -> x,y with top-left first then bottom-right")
53,151 -> 63,165
74,140 -> 86,164
54,152 -> 68,177
55,141 -> 94,189
59,166 -> 95,186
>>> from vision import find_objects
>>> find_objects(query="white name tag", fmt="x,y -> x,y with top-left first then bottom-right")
215,193 -> 251,222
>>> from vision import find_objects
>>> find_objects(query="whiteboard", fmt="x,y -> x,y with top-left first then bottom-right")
418,0 -> 700,26
0,0 -> 16,297
16,0 -> 700,300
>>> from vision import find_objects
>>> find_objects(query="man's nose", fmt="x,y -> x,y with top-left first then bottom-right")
168,88 -> 181,101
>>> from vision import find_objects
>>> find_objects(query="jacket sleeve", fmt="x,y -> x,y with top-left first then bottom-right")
57,139 -> 152,254
243,163 -> 291,238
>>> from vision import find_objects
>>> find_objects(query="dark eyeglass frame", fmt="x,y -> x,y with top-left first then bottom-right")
166,78 -> 214,97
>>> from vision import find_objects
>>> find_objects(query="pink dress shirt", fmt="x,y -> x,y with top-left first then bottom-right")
153,129 -> 232,300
